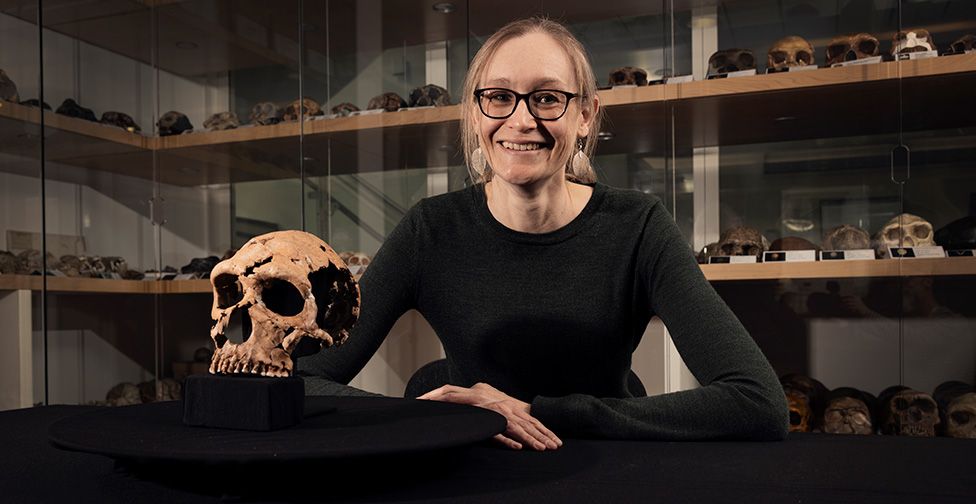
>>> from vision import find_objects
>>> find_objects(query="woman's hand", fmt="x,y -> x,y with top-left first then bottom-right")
418,382 -> 563,451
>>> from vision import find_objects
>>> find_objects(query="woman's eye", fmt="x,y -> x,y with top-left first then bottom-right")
488,92 -> 514,102
533,93 -> 558,104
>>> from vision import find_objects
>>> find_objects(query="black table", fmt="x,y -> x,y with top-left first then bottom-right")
3,404 -> 975,503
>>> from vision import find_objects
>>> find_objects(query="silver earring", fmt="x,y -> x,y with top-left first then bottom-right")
571,138 -> 590,174
471,147 -> 487,177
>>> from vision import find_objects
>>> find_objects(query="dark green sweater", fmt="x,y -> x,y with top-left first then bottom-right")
299,182 -> 788,440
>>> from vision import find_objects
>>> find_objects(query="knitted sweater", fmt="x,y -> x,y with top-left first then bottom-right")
299,182 -> 788,440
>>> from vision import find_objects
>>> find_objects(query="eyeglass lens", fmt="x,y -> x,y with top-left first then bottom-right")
479,90 -> 570,120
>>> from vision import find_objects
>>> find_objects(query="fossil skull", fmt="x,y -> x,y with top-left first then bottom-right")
608,66 -> 649,86
339,251 -> 371,281
0,68 -> 20,102
823,224 -> 871,250
158,111 -> 193,136
873,213 -> 934,258
825,33 -> 880,66
823,395 -> 873,435
785,388 -> 812,432
203,111 -> 240,131
281,98 -> 323,122
708,49 -> 755,75
717,226 -> 769,258
767,36 -> 815,72
250,102 -> 281,125
891,29 -> 935,56
950,34 -> 976,54
208,231 -> 360,377
882,388 -> 940,437
367,92 -> 407,112
945,393 -> 976,439
100,111 -> 141,132
409,84 -> 452,107
331,102 -> 360,116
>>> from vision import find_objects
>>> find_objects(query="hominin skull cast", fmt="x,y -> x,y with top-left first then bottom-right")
881,388 -> 940,437
767,36 -> 815,72
708,49 -> 755,75
717,226 -> 769,258
822,390 -> 873,435
891,29 -> 936,56
209,231 -> 360,377
608,66 -> 649,86
825,33 -> 880,66
945,393 -> 976,439
823,224 -> 871,250
873,213 -> 934,258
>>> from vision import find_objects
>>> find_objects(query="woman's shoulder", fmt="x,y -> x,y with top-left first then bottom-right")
594,183 -> 665,215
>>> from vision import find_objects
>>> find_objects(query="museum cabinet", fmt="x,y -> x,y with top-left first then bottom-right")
0,0 -> 974,414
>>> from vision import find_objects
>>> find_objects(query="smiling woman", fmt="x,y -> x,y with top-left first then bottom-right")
300,17 -> 788,451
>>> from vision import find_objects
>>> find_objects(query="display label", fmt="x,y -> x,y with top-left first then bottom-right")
763,250 -> 817,262
708,255 -> 758,264
767,65 -> 819,74
707,69 -> 757,80
831,56 -> 883,68
895,50 -> 938,61
947,249 -> 975,257
400,106 -> 434,111
665,75 -> 694,84
821,249 -> 875,261
888,246 -> 945,258
349,109 -> 383,116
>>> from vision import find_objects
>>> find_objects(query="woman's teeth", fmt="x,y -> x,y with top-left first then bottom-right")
501,141 -> 544,151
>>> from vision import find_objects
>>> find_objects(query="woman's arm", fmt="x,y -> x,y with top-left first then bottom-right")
297,202 -> 426,397
530,204 -> 789,440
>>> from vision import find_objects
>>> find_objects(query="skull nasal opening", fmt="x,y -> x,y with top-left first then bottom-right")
261,279 -> 305,316
213,273 -> 243,308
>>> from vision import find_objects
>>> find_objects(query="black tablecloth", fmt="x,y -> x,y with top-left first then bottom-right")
3,405 -> 975,503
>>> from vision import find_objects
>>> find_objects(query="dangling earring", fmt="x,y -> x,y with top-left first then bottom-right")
571,138 -> 590,175
471,147 -> 487,178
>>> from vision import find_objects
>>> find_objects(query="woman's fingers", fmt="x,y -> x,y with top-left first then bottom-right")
493,433 -> 522,450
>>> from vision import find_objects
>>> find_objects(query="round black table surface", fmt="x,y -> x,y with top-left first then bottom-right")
49,396 -> 506,464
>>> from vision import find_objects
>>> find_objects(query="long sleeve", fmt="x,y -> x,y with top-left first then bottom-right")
530,203 -> 789,440
296,202 -> 426,397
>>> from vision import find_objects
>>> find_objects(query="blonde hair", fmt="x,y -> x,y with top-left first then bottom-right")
460,17 -> 604,184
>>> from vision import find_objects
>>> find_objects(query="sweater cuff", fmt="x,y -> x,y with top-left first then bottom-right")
530,394 -> 589,436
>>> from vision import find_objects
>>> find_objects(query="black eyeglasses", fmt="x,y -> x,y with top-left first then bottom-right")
473,88 -> 578,121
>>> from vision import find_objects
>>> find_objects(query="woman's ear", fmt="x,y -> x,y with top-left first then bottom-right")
576,93 -> 599,139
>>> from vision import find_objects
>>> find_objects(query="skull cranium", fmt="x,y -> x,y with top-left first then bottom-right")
608,66 -> 649,86
950,34 -> 976,54
822,389 -> 874,435
208,231 -> 360,377
367,92 -> 408,112
708,49 -> 755,75
281,98 -> 323,122
717,226 -> 769,258
158,111 -> 193,136
891,29 -> 935,56
250,102 -> 281,125
767,36 -> 815,72
203,111 -> 240,131
785,388 -> 812,432
880,387 -> 940,437
823,224 -> 871,250
339,251 -> 371,281
945,393 -> 976,439
825,33 -> 880,66
873,213 -> 934,258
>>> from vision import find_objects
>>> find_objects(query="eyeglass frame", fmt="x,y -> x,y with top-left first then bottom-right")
473,87 -> 580,121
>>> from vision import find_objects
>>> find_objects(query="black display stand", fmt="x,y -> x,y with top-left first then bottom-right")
182,374 -> 307,431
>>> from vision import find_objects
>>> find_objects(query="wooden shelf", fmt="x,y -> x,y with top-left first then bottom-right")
701,257 -> 976,281
0,275 -> 210,294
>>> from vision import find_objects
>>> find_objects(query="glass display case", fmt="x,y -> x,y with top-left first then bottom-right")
1,0 -> 973,423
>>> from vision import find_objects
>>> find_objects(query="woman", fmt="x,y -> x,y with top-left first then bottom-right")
300,17 -> 788,450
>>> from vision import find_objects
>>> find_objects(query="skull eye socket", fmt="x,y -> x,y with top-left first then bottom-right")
916,400 -> 935,413
885,228 -> 902,242
612,71 -> 626,82
912,226 -> 930,239
858,39 -> 878,55
770,51 -> 788,64
739,53 -> 755,67
895,398 -> 910,411
711,55 -> 728,66
952,41 -> 966,53
951,411 -> 973,425
827,44 -> 848,59
720,243 -> 735,255
261,279 -> 305,316
214,273 -> 243,309
743,245 -> 758,256
797,51 -> 812,64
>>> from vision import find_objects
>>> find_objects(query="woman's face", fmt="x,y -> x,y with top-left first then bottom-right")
478,32 -> 594,188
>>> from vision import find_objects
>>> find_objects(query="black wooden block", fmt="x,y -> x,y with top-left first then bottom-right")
183,374 -> 305,431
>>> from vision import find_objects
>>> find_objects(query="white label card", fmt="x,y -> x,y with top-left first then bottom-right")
895,50 -> 938,61
665,75 -> 694,84
832,56 -> 883,67
708,69 -> 757,79
888,246 -> 945,259
821,249 -> 875,261
768,65 -> 819,74
708,255 -> 758,264
763,250 -> 817,262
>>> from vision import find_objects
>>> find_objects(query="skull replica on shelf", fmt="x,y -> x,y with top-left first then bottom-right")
409,84 -> 452,107
934,381 -> 976,439
203,111 -> 240,131
0,68 -> 20,102
696,242 -> 720,264
250,102 -> 281,125
608,66 -> 648,86
891,29 -> 936,56
100,111 -> 141,132
339,251 -> 371,281
781,374 -> 827,433
950,34 -> 976,54
717,226 -> 769,259
158,111 -> 193,136
331,102 -> 360,116
822,388 -> 874,435
785,388 -> 813,432
823,224 -> 871,250
20,98 -> 50,110
825,33 -> 880,66
281,98 -> 324,122
767,36 -> 816,72
0,251 -> 18,274
208,230 -> 360,377
367,92 -> 408,112
879,386 -> 940,437
16,249 -> 57,275
56,98 -> 97,122
707,49 -> 756,75
873,213 -> 934,259
769,236 -> 819,251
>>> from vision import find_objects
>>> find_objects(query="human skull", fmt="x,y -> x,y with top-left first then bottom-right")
945,393 -> 976,439
0,68 -> 20,102
881,387 -> 940,436
331,102 -> 360,116
0,250 -> 18,274
158,111 -> 193,136
340,251 -> 371,281
717,226 -> 769,258
696,242 -> 720,264
56,98 -> 97,122
708,49 -> 755,75
409,84 -> 452,107
250,102 -> 281,125
825,33 -> 880,66
367,92 -> 407,112
769,236 -> 819,251
767,36 -> 815,72
17,249 -> 57,275
823,393 -> 873,435
281,98 -> 323,122
608,66 -> 648,86
203,111 -> 240,131
105,382 -> 141,406
138,378 -> 182,403
823,224 -> 871,250
100,111 -> 141,132
208,230 -> 360,377
785,388 -> 812,432
950,34 -> 976,54
873,213 -> 934,258
891,29 -> 935,56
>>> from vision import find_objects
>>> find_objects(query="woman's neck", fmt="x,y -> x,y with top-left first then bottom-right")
485,175 -> 592,234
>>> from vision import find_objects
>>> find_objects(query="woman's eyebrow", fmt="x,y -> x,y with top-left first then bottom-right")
483,77 -> 567,88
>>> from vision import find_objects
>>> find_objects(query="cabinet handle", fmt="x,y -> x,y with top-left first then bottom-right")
890,144 -> 910,184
